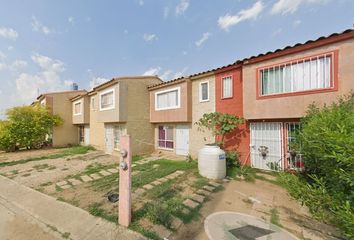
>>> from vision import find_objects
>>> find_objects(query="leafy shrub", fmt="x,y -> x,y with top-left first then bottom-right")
226,150 -> 240,168
0,105 -> 62,151
195,112 -> 244,147
284,93 -> 354,239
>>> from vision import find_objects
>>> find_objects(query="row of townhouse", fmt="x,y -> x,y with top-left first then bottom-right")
33,29 -> 354,171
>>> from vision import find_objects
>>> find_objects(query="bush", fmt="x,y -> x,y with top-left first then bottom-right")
287,93 -> 354,238
0,105 -> 62,151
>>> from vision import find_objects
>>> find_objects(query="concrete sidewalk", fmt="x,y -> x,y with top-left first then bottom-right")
0,175 -> 145,240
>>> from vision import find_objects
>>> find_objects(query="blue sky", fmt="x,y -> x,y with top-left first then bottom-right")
0,0 -> 353,118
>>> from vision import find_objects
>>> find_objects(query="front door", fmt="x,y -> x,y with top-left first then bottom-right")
176,125 -> 189,156
250,122 -> 283,171
84,126 -> 90,145
105,125 -> 114,154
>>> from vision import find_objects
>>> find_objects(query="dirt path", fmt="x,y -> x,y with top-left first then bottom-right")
172,178 -> 340,240
0,148 -> 63,163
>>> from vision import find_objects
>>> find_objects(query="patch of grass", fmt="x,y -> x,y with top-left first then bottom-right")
146,179 -> 180,201
40,181 -> 53,187
0,145 -> 95,168
270,208 -> 282,227
11,170 -> 18,175
213,185 -> 225,192
133,159 -> 196,189
255,174 -> 284,187
22,173 -> 31,177
144,202 -> 173,228
176,205 -> 202,224
88,202 -> 117,223
62,232 -> 71,239
33,163 -> 49,170
46,224 -> 58,232
90,173 -> 119,192
191,176 -> 209,189
129,223 -> 161,240
132,155 -> 144,162
55,185 -> 63,192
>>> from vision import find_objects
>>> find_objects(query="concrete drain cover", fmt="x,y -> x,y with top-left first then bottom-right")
229,225 -> 274,240
204,211 -> 298,240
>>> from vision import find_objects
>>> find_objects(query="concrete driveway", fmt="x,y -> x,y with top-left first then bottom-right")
0,175 -> 145,240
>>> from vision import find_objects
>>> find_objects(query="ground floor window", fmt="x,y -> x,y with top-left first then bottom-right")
79,126 -> 85,143
158,126 -> 174,149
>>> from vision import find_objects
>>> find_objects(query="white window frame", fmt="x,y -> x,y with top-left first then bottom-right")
73,100 -> 82,116
222,76 -> 233,99
259,52 -> 334,97
155,86 -> 181,111
199,80 -> 210,102
99,88 -> 115,111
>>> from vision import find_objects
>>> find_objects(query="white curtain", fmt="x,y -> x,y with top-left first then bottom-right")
157,89 -> 178,109
223,77 -> 232,98
261,55 -> 331,95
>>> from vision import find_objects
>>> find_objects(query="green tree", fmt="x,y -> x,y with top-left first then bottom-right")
195,112 -> 244,148
0,105 -> 63,151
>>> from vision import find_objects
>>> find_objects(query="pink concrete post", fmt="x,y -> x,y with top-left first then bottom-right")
119,135 -> 132,227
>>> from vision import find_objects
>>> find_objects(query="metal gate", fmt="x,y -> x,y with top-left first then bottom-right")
250,122 -> 283,171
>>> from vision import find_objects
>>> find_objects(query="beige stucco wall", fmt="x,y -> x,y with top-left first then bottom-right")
50,91 -> 86,147
89,94 -> 105,151
149,80 -> 192,123
96,84 -> 127,123
89,77 -> 161,155
124,78 -> 160,155
189,74 -> 216,158
72,96 -> 90,124
243,38 -> 354,119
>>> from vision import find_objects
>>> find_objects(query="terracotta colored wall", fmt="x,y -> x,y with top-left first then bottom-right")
243,38 -> 354,120
149,81 -> 192,123
215,66 -> 250,165
190,74 -> 216,158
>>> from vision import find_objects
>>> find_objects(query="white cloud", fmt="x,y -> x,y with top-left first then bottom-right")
11,60 -> 28,70
271,0 -> 329,15
218,1 -> 264,31
68,16 -> 75,24
293,19 -> 302,27
89,77 -> 109,89
176,0 -> 189,15
31,16 -> 53,35
143,33 -> 158,42
15,54 -> 69,102
173,67 -> 188,79
64,80 -> 74,87
143,67 -> 161,76
0,27 -> 18,40
195,32 -> 211,47
163,7 -> 170,19
138,0 -> 144,6
182,51 -> 188,55
0,63 -> 6,71
7,46 -> 14,51
161,70 -> 173,80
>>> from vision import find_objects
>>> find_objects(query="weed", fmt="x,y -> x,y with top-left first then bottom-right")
270,208 -> 282,227
90,173 -> 118,192
22,173 -> 31,177
88,202 -> 117,222
55,185 -> 63,192
33,163 -> 49,170
62,232 -> 71,239
192,177 -> 209,189
11,170 -> 18,175
129,223 -> 161,240
144,202 -> 172,228
132,155 -> 144,162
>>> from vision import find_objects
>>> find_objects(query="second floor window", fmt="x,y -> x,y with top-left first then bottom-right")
199,81 -> 209,102
74,101 -> 82,115
155,87 -> 180,110
260,53 -> 333,96
222,76 -> 233,98
100,89 -> 115,110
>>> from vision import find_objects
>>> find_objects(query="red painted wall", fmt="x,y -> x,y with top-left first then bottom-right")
215,65 -> 250,165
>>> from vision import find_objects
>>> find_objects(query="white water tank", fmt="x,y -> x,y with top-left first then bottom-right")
198,144 -> 226,179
